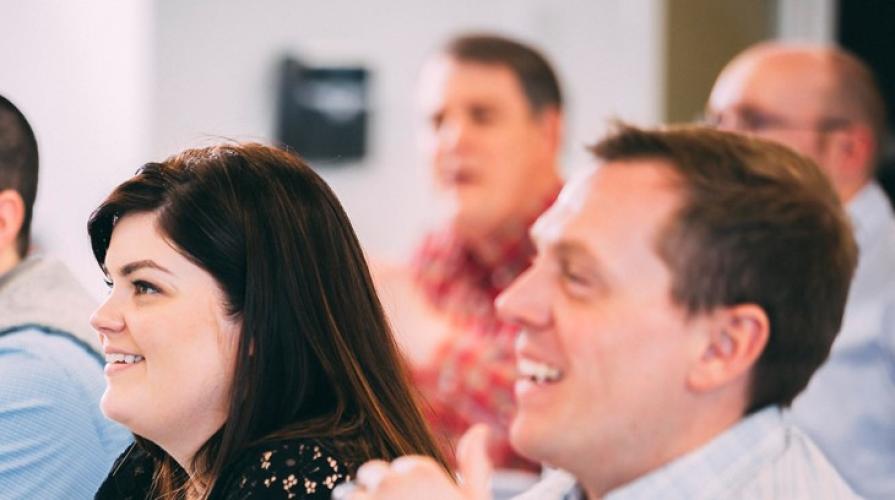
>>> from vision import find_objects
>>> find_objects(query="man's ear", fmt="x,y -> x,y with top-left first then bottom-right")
0,189 -> 25,250
687,304 -> 769,393
534,106 -> 563,154
833,123 -> 876,183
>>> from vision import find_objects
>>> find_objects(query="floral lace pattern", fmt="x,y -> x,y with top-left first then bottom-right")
95,438 -> 353,499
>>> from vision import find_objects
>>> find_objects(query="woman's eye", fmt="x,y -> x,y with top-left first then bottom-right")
133,280 -> 160,296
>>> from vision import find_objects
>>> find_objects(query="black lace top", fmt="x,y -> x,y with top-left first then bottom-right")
95,438 -> 354,499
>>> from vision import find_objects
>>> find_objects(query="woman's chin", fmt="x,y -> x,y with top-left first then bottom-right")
100,390 -> 137,429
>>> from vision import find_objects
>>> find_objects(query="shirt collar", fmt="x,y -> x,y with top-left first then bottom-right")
846,181 -> 893,254
604,406 -> 786,500
411,188 -> 560,325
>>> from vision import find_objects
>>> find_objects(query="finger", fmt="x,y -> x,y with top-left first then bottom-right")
386,456 -> 464,500
456,424 -> 494,499
355,459 -> 391,491
331,481 -> 362,500
390,455 -> 436,475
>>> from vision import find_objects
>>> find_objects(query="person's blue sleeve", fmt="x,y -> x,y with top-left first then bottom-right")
0,347 -> 117,498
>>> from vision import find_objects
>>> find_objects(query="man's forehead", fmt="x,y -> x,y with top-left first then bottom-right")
531,168 -> 595,243
417,56 -> 521,105
532,161 -> 680,246
710,49 -> 836,111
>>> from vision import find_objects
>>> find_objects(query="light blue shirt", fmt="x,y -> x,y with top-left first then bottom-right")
0,327 -> 131,498
791,181 -> 895,500
520,407 -> 858,500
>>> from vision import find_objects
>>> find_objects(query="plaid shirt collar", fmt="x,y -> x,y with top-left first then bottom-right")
411,190 -> 559,330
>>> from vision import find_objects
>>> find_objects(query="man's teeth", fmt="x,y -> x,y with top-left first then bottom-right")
517,358 -> 562,383
105,353 -> 145,364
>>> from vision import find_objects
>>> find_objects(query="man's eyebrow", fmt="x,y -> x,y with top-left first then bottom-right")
118,260 -> 173,277
555,241 -> 616,290
735,103 -> 778,119
554,240 -> 587,255
553,241 -> 601,266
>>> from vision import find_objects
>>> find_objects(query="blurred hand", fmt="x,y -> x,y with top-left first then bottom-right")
344,424 -> 494,500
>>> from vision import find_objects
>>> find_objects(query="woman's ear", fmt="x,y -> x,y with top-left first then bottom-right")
687,304 -> 770,393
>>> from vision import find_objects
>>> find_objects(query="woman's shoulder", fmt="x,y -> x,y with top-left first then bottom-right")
212,437 -> 355,499
94,442 -> 154,500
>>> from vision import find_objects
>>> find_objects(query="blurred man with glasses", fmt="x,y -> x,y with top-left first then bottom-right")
707,43 -> 894,499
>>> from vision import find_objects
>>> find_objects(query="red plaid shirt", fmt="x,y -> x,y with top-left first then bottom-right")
410,195 -> 557,471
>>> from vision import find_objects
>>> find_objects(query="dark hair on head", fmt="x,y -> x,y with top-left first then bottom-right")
88,143 -> 449,496
443,33 -> 563,114
590,123 -> 858,413
0,95 -> 38,257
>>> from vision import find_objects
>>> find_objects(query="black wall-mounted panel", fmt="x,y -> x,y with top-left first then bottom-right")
277,58 -> 368,164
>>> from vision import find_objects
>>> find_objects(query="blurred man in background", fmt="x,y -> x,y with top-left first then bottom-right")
707,42 -> 895,499
0,95 -> 130,497
375,34 -> 563,474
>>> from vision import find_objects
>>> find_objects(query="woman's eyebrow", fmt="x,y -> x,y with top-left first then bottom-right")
119,259 -> 173,277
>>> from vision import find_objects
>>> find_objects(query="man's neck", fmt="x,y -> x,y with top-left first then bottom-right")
0,248 -> 22,276
464,168 -> 562,267
838,177 -> 872,205
462,220 -> 530,268
578,401 -> 745,499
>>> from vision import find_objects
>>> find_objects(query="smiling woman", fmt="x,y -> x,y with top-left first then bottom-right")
88,144 -> 449,499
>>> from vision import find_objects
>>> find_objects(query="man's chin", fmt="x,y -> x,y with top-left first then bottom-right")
446,212 -> 494,242
445,199 -> 511,238
508,416 -> 552,465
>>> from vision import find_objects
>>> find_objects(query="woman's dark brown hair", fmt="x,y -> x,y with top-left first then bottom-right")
88,143 -> 449,497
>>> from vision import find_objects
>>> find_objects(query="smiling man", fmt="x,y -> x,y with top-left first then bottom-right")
349,124 -> 860,500
375,34 -> 563,472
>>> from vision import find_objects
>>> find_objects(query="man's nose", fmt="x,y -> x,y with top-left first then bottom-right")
437,118 -> 473,152
495,265 -> 551,329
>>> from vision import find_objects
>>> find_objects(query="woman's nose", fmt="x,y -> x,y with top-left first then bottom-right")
90,294 -> 125,336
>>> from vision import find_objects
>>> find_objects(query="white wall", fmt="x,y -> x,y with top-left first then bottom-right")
1,1 -> 664,298
1,0 -> 153,298
777,0 -> 837,42
152,0 -> 665,262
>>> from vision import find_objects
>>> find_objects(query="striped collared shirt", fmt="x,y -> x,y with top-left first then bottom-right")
519,406 -> 860,500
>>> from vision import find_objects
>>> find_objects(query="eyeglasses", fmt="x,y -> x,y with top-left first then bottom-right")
701,108 -> 850,135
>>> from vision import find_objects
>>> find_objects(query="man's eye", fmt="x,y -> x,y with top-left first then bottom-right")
742,113 -> 779,132
560,262 -> 590,286
563,271 -> 590,286
430,112 -> 444,129
470,108 -> 494,125
133,280 -> 160,296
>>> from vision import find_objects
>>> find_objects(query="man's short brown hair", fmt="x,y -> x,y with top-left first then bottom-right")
0,95 -> 38,258
591,123 -> 858,413
442,33 -> 562,115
